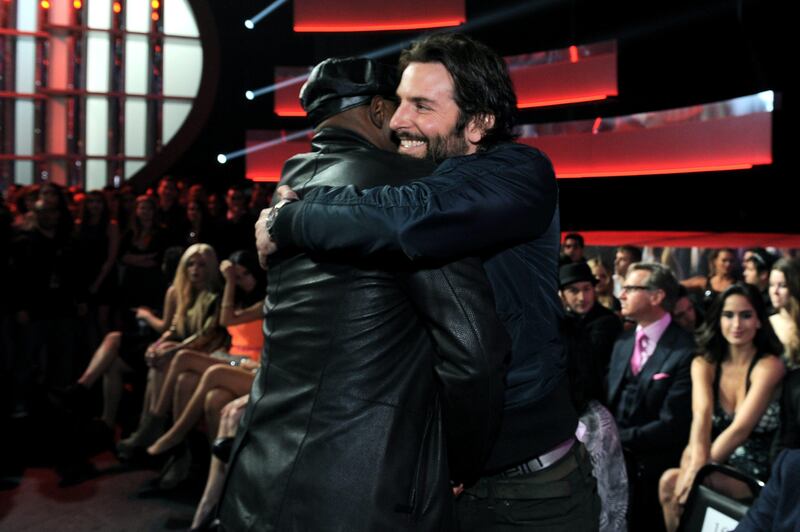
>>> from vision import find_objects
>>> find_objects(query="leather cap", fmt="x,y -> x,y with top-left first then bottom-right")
300,57 -> 398,127
559,262 -> 598,289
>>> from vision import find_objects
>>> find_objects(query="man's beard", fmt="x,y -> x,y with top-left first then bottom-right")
398,123 -> 469,163
427,127 -> 469,164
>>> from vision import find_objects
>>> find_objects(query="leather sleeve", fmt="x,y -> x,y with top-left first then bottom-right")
401,257 -> 510,486
619,346 -> 693,452
273,145 -> 557,260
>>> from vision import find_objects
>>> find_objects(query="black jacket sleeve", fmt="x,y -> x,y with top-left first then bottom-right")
402,257 -> 510,486
273,144 -> 557,260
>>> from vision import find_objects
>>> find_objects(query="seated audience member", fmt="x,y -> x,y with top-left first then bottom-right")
613,246 -> 643,297
561,232 -> 586,264
143,250 -> 264,450
588,256 -> 622,313
248,182 -> 272,218
743,248 -> 776,314
769,258 -> 800,369
560,262 -> 622,409
116,244 -> 227,459
683,248 -> 741,312
50,247 -> 181,433
659,283 -> 784,531
734,449 -> 800,532
607,262 -> 694,532
184,198 -> 220,250
673,285 -> 702,333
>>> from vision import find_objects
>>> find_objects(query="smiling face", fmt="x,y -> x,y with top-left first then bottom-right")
389,62 -> 479,163
720,293 -> 760,347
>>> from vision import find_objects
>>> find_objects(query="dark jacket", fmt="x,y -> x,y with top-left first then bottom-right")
220,128 -> 509,532
608,321 -> 694,472
734,449 -> 800,532
562,302 -> 622,411
274,141 -> 577,472
776,368 -> 800,453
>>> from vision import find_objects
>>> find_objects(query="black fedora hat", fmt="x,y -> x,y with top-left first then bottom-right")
559,262 -> 598,289
300,57 -> 398,127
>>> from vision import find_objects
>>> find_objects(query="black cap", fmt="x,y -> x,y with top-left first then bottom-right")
300,57 -> 398,127
559,262 -> 598,289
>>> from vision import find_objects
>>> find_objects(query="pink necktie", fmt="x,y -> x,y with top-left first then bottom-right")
631,331 -> 649,376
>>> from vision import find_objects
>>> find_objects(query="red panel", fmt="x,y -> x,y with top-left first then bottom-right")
274,68 -> 307,117
524,113 -> 772,178
510,53 -> 617,109
245,131 -> 312,182
563,231 -> 800,249
293,0 -> 465,32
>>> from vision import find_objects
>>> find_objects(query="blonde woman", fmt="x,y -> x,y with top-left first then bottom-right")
588,256 -> 621,313
117,243 -> 226,459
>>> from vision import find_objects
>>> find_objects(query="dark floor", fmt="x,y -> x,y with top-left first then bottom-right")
0,452 -> 200,532
0,411 -> 206,532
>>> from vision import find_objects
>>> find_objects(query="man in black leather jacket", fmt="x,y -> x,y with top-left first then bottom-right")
218,58 -> 509,531
259,34 -> 599,531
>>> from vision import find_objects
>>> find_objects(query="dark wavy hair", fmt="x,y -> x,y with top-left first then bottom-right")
399,33 -> 517,149
229,249 -> 266,308
696,282 -> 783,364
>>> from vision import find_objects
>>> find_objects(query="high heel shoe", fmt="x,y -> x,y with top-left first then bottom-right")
117,413 -> 166,461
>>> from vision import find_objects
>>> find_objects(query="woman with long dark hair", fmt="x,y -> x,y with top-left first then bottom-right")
658,283 -> 785,531
769,258 -> 800,369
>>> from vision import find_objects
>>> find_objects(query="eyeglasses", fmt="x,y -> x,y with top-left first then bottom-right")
620,285 -> 652,293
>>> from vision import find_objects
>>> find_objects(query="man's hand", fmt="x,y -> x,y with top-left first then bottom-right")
255,208 -> 274,269
254,185 -> 299,269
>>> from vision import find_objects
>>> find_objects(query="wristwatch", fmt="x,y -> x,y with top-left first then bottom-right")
266,197 -> 297,240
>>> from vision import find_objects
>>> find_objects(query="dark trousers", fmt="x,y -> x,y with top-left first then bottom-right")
456,443 -> 600,531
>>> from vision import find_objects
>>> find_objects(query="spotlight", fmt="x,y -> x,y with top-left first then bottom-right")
112,1 -> 121,14
245,0 -> 288,29
73,0 -> 82,9
217,154 -> 227,164
40,0 -> 51,8
245,91 -> 255,101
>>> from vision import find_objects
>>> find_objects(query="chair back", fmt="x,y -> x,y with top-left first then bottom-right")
677,463 -> 764,532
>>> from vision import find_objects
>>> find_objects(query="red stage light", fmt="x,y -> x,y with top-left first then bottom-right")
568,45 -> 579,63
517,94 -> 609,109
112,2 -> 122,14
151,11 -> 159,21
294,19 -> 464,32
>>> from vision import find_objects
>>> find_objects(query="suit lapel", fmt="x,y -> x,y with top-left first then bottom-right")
609,332 -> 635,403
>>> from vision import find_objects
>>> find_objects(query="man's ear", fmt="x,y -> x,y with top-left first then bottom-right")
650,289 -> 666,307
368,96 -> 389,129
466,113 -> 495,145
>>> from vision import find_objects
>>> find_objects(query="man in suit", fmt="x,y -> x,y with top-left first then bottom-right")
607,262 -> 694,532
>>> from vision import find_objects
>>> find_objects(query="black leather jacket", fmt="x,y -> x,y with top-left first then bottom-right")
273,141 -> 577,471
220,128 -> 509,531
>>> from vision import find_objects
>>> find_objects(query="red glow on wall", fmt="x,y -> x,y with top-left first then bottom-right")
294,0 -> 465,32
562,231 -> 800,249
274,69 -> 306,117
522,113 -> 772,179
246,131 -> 313,182
510,52 -> 617,109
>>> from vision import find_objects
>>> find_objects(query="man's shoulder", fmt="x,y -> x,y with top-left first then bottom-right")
661,322 -> 695,350
437,142 -> 555,181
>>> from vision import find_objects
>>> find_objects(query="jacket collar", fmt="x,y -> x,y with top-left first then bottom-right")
311,127 -> 379,151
